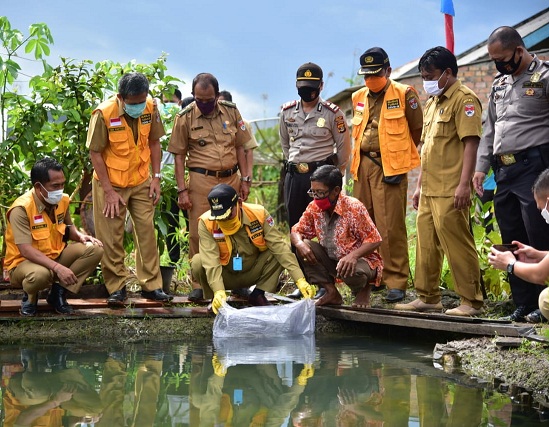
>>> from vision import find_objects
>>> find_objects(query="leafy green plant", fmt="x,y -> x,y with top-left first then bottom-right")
0,16 -> 182,261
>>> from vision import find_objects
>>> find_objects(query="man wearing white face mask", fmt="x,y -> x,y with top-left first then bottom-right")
395,46 -> 484,317
4,158 -> 104,316
473,26 -> 549,323
488,168 -> 549,323
88,72 -> 173,306
350,47 -> 423,303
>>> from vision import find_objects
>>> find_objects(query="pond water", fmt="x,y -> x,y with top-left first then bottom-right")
0,334 -> 546,426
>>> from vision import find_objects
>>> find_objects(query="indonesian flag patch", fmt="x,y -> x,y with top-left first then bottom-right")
110,117 -> 122,127
356,102 -> 365,112
464,103 -> 475,117
33,215 -> 44,224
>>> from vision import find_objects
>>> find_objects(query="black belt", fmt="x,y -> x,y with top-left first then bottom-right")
287,161 -> 328,174
361,151 -> 381,158
494,145 -> 545,167
188,165 -> 238,178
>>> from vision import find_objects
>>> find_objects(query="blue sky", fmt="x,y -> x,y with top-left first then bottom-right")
4,1 -> 548,120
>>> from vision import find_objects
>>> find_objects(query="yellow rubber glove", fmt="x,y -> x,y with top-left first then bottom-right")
212,354 -> 227,377
297,364 -> 315,386
296,277 -> 315,299
212,290 -> 227,314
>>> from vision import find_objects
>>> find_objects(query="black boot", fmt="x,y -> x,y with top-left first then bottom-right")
20,293 -> 37,316
47,283 -> 74,315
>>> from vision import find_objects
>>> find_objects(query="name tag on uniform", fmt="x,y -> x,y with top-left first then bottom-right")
233,256 -> 243,271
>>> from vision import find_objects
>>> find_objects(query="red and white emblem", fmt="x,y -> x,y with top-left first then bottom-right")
464,104 -> 475,117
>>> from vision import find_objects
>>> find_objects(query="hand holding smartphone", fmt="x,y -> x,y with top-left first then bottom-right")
492,243 -> 519,252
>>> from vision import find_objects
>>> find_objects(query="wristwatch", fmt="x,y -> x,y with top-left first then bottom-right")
153,173 -> 162,179
240,176 -> 252,183
506,260 -> 516,275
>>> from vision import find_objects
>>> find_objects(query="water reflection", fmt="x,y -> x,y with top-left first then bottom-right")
0,337 -> 546,426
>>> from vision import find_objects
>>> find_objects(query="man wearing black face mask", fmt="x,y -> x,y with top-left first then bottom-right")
280,63 -> 351,299
280,63 -> 351,229
473,26 -> 549,323
280,62 -> 351,232
168,73 -> 252,302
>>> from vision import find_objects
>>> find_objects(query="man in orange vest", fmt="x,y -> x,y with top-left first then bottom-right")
4,158 -> 104,316
350,47 -> 423,303
87,72 -> 172,305
191,184 -> 314,313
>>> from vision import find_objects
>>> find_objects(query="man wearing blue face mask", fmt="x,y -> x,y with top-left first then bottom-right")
488,168 -> 549,323
87,72 -> 173,306
4,158 -> 104,316
473,26 -> 549,323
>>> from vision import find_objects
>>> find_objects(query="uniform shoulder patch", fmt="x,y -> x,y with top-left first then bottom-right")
219,99 -> 237,108
321,100 -> 340,113
281,100 -> 297,111
177,103 -> 195,117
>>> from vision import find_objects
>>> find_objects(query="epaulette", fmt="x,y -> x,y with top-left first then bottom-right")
219,99 -> 237,108
321,100 -> 340,113
177,102 -> 195,117
281,100 -> 297,111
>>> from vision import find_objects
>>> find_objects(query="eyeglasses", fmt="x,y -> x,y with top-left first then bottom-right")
307,189 -> 330,199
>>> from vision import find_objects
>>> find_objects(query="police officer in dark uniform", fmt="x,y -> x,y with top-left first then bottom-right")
474,26 -> 549,323
279,63 -> 351,299
280,63 -> 351,231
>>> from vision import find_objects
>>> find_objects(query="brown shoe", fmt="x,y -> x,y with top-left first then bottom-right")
445,305 -> 483,317
394,298 -> 443,312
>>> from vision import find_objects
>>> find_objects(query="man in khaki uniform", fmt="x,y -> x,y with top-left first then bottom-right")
395,46 -> 484,316
4,158 -> 103,316
350,47 -> 423,303
192,184 -> 314,314
168,73 -> 252,302
88,72 -> 172,305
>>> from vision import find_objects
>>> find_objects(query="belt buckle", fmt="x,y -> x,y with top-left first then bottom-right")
369,152 -> 379,158
500,154 -> 516,166
297,163 -> 309,173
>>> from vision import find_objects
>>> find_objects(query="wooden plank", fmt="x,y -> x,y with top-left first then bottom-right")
316,306 -> 534,338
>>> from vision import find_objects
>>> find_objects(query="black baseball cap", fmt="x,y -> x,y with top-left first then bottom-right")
296,62 -> 323,88
358,47 -> 390,75
207,184 -> 238,220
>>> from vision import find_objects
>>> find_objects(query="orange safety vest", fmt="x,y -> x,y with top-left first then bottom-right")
92,96 -> 154,188
201,203 -> 268,266
350,81 -> 420,178
4,190 -> 69,270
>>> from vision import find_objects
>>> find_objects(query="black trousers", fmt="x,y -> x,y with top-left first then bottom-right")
284,171 -> 314,229
494,152 -> 548,308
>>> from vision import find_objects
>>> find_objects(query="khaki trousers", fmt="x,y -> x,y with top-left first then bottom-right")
301,240 -> 375,293
191,250 -> 282,299
415,195 -> 483,308
353,155 -> 410,290
10,242 -> 103,302
92,178 -> 161,294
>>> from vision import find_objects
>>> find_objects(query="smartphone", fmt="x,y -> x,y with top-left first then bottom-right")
492,243 -> 519,252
